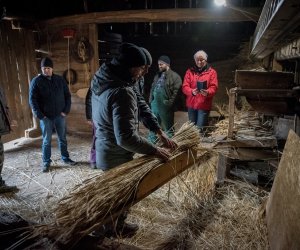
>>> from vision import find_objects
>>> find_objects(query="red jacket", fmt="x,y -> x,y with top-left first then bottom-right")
182,66 -> 218,111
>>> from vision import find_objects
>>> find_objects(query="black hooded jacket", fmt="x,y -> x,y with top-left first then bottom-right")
90,60 -> 157,169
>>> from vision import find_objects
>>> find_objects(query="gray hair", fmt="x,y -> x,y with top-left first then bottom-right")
194,50 -> 208,61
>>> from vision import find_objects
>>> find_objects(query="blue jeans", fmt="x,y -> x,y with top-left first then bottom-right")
188,108 -> 209,131
40,115 -> 69,165
90,122 -> 96,164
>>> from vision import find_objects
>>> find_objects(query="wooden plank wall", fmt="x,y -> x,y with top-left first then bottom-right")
0,22 -> 37,142
41,24 -> 99,134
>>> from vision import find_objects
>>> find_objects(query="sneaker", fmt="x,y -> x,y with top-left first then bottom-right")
42,165 -> 49,173
0,183 -> 18,194
63,158 -> 77,166
41,163 -> 50,173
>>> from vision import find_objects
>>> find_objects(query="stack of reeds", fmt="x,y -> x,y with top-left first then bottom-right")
22,122 -> 201,248
235,112 -> 274,139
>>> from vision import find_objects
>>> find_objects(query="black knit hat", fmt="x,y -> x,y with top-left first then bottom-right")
141,47 -> 152,65
118,43 -> 146,68
41,57 -> 53,68
158,55 -> 170,65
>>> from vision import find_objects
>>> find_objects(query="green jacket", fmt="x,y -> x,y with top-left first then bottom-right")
149,69 -> 182,109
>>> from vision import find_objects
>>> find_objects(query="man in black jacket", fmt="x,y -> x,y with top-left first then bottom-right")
90,43 -> 176,238
29,57 -> 76,172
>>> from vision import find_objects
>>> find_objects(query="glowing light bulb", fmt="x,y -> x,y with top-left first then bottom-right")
214,0 -> 226,6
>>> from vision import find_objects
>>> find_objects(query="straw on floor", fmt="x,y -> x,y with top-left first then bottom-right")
24,122 -> 201,247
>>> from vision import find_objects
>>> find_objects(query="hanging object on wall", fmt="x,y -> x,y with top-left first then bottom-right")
63,68 -> 77,85
71,36 -> 94,64
62,28 -> 76,89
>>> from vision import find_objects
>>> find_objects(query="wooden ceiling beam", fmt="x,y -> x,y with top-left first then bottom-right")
40,8 -> 260,27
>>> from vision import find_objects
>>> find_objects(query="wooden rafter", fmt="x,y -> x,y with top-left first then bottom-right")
40,8 -> 260,27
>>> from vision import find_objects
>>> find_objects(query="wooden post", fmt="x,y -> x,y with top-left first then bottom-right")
88,23 -> 99,76
228,88 -> 236,138
216,152 -> 231,185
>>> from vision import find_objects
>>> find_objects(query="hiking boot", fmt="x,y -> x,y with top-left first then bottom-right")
105,222 -> 139,238
0,183 -> 18,194
63,158 -> 77,166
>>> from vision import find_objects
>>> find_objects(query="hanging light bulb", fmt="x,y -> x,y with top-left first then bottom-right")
214,0 -> 226,6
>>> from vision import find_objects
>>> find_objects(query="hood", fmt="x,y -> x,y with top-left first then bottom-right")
91,59 -> 135,96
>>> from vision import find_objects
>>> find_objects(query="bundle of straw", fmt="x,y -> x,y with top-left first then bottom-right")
24,122 -> 200,248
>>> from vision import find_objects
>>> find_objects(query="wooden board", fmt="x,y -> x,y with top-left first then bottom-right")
136,149 -> 208,201
215,138 -> 278,148
235,70 -> 294,89
41,8 -> 261,27
266,130 -> 300,249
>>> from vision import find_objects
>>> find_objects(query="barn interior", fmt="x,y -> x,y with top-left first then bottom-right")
0,0 -> 300,249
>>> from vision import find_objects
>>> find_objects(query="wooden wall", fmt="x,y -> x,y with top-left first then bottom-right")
39,24 -> 99,134
0,21 -> 99,142
0,22 -> 37,142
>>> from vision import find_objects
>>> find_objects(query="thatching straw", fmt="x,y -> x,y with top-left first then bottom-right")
123,177 -> 268,249
25,122 -> 201,247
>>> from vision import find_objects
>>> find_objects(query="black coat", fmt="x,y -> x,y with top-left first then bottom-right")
29,74 -> 71,119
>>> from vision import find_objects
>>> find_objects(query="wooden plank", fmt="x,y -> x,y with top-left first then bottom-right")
235,89 -> 297,98
88,24 -> 99,77
227,88 -> 235,138
1,25 -> 19,142
136,149 -> 205,200
41,8 -> 261,27
266,130 -> 300,249
0,22 -> 37,141
216,152 -> 231,185
235,70 -> 294,89
226,148 -> 278,161
216,137 -> 278,148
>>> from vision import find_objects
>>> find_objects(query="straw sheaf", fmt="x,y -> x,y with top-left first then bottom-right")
27,122 -> 201,246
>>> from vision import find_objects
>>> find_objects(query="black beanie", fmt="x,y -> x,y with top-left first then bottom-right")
117,43 -> 146,68
41,57 -> 53,68
141,47 -> 152,65
158,55 -> 170,65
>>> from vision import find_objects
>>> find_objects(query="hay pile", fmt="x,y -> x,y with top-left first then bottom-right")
22,122 -> 201,247
122,162 -> 269,249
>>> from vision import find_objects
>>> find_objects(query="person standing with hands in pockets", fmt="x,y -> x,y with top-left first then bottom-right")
29,57 -> 77,172
182,50 -> 218,133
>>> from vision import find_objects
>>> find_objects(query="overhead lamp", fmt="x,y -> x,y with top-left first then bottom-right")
214,0 -> 226,7
214,0 -> 258,23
